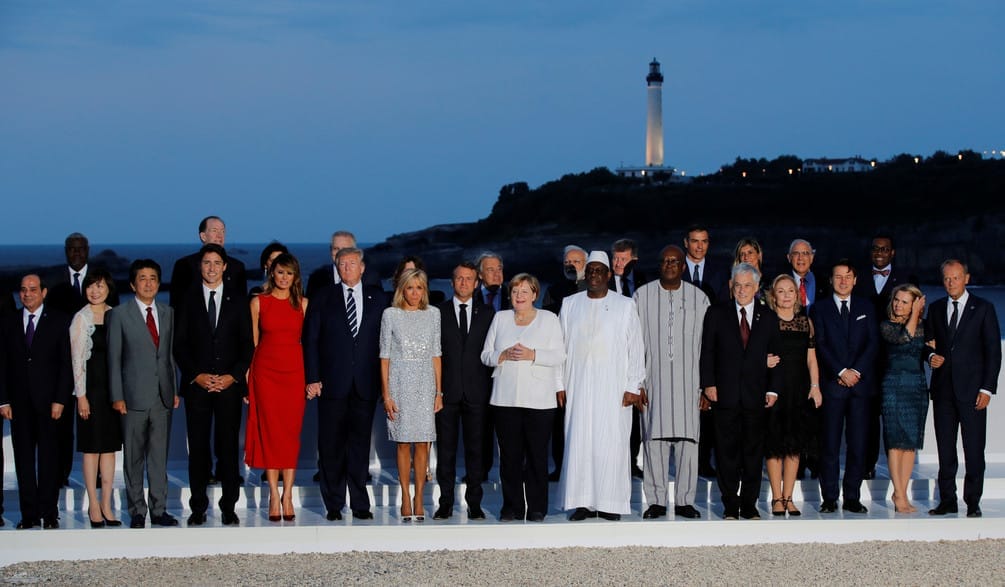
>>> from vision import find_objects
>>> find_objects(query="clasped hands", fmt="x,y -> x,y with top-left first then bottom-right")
306,382 -> 322,400
195,373 -> 236,393
500,343 -> 535,363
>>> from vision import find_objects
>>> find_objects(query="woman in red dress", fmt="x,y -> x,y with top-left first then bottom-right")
245,253 -> 308,522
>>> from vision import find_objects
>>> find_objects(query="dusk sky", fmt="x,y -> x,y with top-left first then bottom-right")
2,1 -> 1002,245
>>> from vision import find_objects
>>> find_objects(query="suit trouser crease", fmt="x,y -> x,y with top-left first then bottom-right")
123,404 -> 172,519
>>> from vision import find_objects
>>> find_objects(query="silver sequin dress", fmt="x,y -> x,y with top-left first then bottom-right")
379,306 -> 441,442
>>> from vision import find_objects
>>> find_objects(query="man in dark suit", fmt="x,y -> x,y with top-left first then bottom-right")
44,232 -> 121,487
699,263 -> 780,520
810,259 -> 879,514
926,259 -> 1001,518
854,234 -> 919,480
608,238 -> 649,479
303,247 -> 388,521
169,216 -> 248,309
0,274 -> 73,529
305,230 -> 358,300
173,244 -> 253,526
433,261 -> 495,520
108,259 -> 180,528
681,224 -> 729,479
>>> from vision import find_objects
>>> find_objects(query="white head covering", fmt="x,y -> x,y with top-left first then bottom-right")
586,250 -> 610,269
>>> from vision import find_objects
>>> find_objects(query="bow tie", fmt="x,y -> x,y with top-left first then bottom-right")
872,269 -> 890,277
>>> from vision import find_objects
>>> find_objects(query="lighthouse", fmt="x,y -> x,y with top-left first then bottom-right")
645,58 -> 664,167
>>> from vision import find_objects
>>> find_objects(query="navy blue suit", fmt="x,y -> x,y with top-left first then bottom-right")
302,282 -> 388,515
926,293 -> 1001,508
810,295 -> 879,503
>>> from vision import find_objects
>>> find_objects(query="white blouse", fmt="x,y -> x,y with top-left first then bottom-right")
480,309 -> 565,409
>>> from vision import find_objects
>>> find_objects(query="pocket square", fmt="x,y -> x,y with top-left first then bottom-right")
856,314 -> 867,321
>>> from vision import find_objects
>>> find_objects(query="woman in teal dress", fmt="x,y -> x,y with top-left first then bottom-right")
880,283 -> 928,514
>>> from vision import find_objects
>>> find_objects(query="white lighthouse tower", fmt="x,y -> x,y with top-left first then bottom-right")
645,58 -> 664,167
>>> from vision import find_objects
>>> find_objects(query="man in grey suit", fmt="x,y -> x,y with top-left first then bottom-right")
108,259 -> 180,528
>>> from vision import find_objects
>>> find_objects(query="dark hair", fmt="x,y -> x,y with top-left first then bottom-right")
199,243 -> 228,265
265,253 -> 304,310
393,255 -> 426,289
612,238 -> 638,256
82,267 -> 116,301
259,241 -> 289,271
129,259 -> 162,283
871,234 -> 895,248
685,223 -> 710,238
831,258 -> 856,277
64,232 -> 88,247
454,260 -> 480,277
198,216 -> 224,233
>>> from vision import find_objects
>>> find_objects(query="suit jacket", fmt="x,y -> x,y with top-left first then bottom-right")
474,284 -> 511,311
792,269 -> 829,311
45,266 -> 121,316
608,267 -> 649,298
173,285 -> 254,398
926,293 -> 1001,403
169,252 -> 248,309
810,295 -> 879,398
438,298 -> 494,405
854,265 -> 919,323
302,283 -> 388,401
699,300 -> 781,409
107,300 -> 177,410
0,306 -> 73,412
683,259 -> 729,303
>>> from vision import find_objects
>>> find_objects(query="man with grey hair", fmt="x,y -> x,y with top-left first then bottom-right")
700,262 -> 780,520
306,230 -> 358,300
474,251 -> 509,312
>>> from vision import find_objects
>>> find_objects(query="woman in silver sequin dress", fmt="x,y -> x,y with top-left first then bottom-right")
380,268 -> 442,521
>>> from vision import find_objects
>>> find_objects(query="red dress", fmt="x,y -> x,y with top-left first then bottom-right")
245,293 -> 306,469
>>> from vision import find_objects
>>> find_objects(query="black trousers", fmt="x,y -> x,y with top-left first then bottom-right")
317,392 -> 377,514
435,397 -> 487,510
11,404 -> 61,522
494,406 -> 554,517
933,397 -> 987,507
629,405 -> 642,472
698,409 -> 716,472
712,406 -> 765,511
185,386 -> 243,514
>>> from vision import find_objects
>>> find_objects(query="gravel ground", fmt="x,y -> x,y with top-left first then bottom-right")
3,539 -> 1003,586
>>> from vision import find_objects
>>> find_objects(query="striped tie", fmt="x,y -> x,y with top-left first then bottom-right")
346,288 -> 358,338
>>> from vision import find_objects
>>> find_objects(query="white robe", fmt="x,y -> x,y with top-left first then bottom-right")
558,291 -> 646,514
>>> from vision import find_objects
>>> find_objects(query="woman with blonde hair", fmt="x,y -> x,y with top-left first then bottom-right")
380,268 -> 442,521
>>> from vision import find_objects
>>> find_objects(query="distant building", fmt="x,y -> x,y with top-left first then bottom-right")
616,58 -> 678,180
803,157 -> 876,173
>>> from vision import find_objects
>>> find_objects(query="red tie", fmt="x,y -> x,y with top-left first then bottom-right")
799,277 -> 808,307
740,307 -> 750,349
872,268 -> 890,277
146,306 -> 159,349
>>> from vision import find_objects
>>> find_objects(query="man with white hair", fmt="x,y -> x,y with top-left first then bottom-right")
558,251 -> 646,521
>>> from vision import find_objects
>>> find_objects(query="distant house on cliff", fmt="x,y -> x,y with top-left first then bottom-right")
803,157 -> 876,173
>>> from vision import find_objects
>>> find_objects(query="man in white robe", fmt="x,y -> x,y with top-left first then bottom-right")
635,245 -> 710,520
559,251 -> 646,521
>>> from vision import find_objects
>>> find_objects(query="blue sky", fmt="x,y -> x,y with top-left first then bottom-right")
2,1 -> 1002,245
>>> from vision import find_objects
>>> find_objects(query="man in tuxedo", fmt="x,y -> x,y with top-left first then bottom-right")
432,261 -> 494,520
926,259 -> 1001,518
0,274 -> 73,529
608,238 -> 648,479
854,234 -> 919,480
173,244 -> 253,526
44,232 -> 120,487
810,259 -> 878,514
169,216 -> 248,309
108,259 -> 180,528
306,230 -> 357,300
303,247 -> 388,521
699,263 -> 780,520
681,224 -> 728,479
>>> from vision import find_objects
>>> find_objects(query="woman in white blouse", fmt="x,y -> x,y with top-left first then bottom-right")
481,273 -> 565,522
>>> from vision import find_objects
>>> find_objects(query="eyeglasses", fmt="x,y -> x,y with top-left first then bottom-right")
661,258 -> 682,266
871,246 -> 892,253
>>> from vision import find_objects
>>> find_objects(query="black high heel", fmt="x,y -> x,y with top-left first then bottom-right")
88,509 -> 106,528
771,498 -> 786,516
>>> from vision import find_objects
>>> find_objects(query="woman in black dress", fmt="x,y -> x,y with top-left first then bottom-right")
764,274 -> 821,516
70,268 -> 123,527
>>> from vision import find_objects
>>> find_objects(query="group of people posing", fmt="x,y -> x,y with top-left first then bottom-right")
0,219 -> 999,530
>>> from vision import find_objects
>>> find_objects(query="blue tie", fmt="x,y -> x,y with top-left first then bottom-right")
25,313 -> 36,348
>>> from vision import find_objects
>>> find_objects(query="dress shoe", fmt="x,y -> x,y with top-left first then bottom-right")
842,500 -> 868,514
966,506 -> 982,518
433,506 -> 452,520
43,517 -> 59,529
16,519 -> 38,530
597,511 -> 621,521
187,512 -> 207,526
674,505 -> 701,519
929,502 -> 959,516
739,506 -> 760,520
642,505 -> 667,519
698,466 -> 717,478
499,510 -> 516,522
221,511 -> 240,526
326,511 -> 343,521
548,470 -> 561,482
631,466 -> 644,479
526,511 -> 545,522
568,507 -> 597,521
151,513 -> 179,527
352,509 -> 373,520
722,509 -> 739,520
130,516 -> 146,529
819,500 -> 838,513
467,506 -> 486,520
